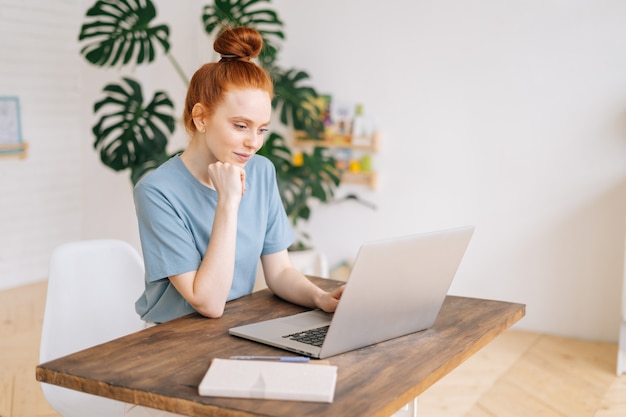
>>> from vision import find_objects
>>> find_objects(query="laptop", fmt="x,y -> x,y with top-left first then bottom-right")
229,225 -> 475,359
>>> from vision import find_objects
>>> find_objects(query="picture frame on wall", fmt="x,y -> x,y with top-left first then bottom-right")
0,96 -> 27,159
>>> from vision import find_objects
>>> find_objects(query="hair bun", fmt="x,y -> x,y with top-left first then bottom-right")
214,27 -> 263,62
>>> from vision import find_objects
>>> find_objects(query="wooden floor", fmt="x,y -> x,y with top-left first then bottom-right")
1,281 -> 625,417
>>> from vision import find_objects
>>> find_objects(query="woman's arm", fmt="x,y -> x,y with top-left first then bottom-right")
169,162 -> 245,318
261,250 -> 344,312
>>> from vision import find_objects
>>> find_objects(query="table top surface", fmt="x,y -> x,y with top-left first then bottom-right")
36,277 -> 525,417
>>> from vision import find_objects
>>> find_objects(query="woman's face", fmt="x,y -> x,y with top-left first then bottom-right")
203,88 -> 271,167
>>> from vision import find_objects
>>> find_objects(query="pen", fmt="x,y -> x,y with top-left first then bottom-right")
230,355 -> 310,363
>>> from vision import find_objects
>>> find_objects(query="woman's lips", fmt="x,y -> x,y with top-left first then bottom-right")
234,152 -> 252,163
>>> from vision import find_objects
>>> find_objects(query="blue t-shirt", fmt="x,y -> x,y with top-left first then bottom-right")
133,154 -> 294,323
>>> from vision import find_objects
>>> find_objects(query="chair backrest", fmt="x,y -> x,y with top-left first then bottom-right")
39,239 -> 146,417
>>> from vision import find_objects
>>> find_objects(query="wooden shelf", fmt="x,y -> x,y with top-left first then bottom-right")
292,131 -> 379,189
293,132 -> 379,152
0,142 -> 28,159
341,171 -> 377,188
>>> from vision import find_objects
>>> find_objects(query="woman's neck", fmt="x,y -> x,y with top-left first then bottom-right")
180,140 -> 216,188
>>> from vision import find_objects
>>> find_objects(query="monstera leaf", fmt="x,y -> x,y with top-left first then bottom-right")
202,0 -> 284,66
78,0 -> 170,67
273,69 -> 324,139
256,132 -> 292,172
258,133 -> 338,227
92,77 -> 176,179
257,132 -> 297,210
285,147 -> 340,221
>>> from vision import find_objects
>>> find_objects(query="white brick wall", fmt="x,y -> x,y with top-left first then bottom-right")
0,0 -> 204,291
0,0 -> 83,290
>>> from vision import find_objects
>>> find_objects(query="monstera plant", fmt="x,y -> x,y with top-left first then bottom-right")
78,0 -> 340,246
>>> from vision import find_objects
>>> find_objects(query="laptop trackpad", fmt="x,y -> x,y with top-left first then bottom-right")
284,310 -> 332,328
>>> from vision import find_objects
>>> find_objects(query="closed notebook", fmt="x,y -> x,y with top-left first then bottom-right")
198,358 -> 337,403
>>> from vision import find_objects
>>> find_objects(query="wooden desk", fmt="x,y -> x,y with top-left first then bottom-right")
36,277 -> 525,417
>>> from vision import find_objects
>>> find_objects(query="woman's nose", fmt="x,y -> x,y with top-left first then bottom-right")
244,132 -> 263,150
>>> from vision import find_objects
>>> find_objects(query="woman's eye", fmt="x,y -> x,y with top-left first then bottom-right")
234,123 -> 246,130
259,128 -> 269,134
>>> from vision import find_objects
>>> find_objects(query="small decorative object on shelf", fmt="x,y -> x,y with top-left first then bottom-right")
293,96 -> 379,189
351,103 -> 376,148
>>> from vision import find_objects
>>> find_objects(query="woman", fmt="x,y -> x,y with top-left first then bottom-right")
133,26 -> 344,327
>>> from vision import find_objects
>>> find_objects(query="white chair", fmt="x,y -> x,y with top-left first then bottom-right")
39,239 -> 146,417
288,249 -> 329,278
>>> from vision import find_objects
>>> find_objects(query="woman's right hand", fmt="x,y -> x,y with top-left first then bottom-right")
208,161 -> 246,203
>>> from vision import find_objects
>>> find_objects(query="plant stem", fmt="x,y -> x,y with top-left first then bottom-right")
167,53 -> 189,86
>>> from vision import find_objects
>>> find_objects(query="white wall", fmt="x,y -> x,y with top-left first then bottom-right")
0,0 -> 83,289
1,0 -> 625,343
274,0 -> 626,342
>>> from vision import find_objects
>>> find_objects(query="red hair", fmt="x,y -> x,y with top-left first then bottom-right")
182,27 -> 274,133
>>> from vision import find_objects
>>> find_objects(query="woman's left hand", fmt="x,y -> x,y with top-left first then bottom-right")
317,285 -> 345,313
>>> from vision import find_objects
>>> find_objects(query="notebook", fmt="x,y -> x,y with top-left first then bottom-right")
198,358 -> 337,402
229,225 -> 474,359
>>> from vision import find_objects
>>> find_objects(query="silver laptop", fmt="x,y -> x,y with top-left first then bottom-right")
229,226 -> 474,359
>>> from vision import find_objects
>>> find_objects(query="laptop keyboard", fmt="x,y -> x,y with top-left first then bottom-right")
282,325 -> 329,347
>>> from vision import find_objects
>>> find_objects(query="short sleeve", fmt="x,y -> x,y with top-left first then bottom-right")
134,181 -> 202,283
261,163 -> 295,255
